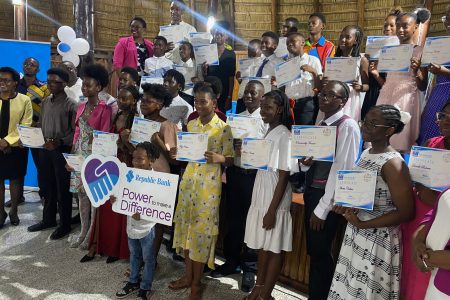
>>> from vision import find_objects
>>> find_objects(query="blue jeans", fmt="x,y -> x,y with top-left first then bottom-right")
128,227 -> 156,291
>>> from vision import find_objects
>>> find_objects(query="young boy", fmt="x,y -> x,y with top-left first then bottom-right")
144,36 -> 174,78
114,142 -> 161,300
248,39 -> 262,58
300,81 -> 360,300
255,31 -> 284,78
304,12 -> 335,71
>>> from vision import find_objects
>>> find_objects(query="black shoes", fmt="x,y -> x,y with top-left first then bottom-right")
8,213 -> 20,226
106,256 -> 119,264
80,254 -> 95,263
27,221 -> 57,232
241,272 -> 256,293
50,226 -> 71,240
210,263 -> 241,278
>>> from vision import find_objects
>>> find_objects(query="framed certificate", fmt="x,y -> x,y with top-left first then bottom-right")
63,153 -> 84,172
92,130 -> 118,157
421,36 -> 450,67
291,125 -> 336,162
325,57 -> 359,83
378,44 -> 414,73
130,117 -> 161,145
275,58 -> 302,87
16,125 -> 45,148
227,114 -> 262,139
241,138 -> 272,171
193,44 -> 219,66
408,146 -> 450,191
176,132 -> 209,163
365,36 -> 399,60
334,170 -> 377,210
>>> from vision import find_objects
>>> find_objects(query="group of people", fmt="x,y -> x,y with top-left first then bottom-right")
1,0 -> 450,299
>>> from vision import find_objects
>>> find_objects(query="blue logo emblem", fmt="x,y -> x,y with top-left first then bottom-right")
126,170 -> 135,183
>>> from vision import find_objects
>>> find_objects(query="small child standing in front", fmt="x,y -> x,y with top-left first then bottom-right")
113,142 -> 160,300
244,90 -> 297,300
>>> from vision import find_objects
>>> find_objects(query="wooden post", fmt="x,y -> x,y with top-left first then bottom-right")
73,0 -> 94,64
271,0 -> 278,32
357,0 -> 364,27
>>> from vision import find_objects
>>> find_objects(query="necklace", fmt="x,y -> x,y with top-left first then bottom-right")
83,100 -> 99,118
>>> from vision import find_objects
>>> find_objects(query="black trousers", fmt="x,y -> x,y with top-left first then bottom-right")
30,147 -> 45,198
304,187 -> 341,300
224,166 -> 258,273
39,146 -> 73,229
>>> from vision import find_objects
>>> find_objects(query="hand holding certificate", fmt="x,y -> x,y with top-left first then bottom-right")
334,170 -> 377,210
421,36 -> 450,67
193,44 -> 219,66
159,25 -> 184,44
176,132 -> 209,163
241,138 -> 272,171
325,57 -> 359,83
291,126 -> 336,161
92,130 -> 118,157
17,125 -> 45,148
365,36 -> 399,60
275,58 -> 302,87
130,117 -> 161,145
408,146 -> 450,191
227,114 -> 261,139
378,44 -> 414,72
63,153 -> 84,172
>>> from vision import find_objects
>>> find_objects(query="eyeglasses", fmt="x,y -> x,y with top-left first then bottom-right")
358,120 -> 392,130
436,111 -> 450,121
318,93 -> 343,101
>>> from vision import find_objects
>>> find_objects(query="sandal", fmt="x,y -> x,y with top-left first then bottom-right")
168,277 -> 191,290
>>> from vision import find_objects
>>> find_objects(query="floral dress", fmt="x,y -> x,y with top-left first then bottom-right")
69,116 -> 93,193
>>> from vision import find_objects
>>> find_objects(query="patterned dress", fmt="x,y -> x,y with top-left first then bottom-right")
329,150 -> 403,300
69,116 -> 93,193
173,114 -> 234,269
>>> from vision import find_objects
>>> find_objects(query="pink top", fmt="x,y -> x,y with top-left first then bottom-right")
113,36 -> 154,69
73,100 -> 112,145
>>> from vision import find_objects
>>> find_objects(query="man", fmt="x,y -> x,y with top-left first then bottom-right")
59,61 -> 83,103
281,17 -> 299,37
27,68 -> 77,239
304,13 -> 336,71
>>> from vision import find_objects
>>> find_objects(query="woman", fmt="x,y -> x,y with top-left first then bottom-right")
329,105 -> 415,300
0,67 -> 32,228
68,64 -> 112,252
113,17 -> 154,76
417,5 -> 450,145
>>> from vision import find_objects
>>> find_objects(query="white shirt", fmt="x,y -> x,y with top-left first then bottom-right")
175,58 -> 200,95
160,95 -> 193,129
144,56 -> 173,77
257,54 -> 284,78
285,53 -> 323,99
159,21 -> 197,64
64,78 -> 83,102
127,216 -> 156,239
301,110 -> 361,220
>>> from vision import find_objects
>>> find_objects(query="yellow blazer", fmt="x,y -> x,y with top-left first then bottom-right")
0,93 -> 32,146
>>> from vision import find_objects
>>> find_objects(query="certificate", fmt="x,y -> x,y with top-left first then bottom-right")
274,37 -> 289,59
334,170 -> 377,210
63,153 -> 84,172
130,117 -> 161,145
173,65 -> 196,88
291,125 -> 336,162
188,32 -> 212,46
193,44 -> 219,66
92,130 -> 118,157
238,76 -> 271,99
176,132 -> 209,163
325,57 -> 359,83
275,58 -> 302,87
227,114 -> 261,139
241,138 -> 272,171
421,36 -> 450,67
239,58 -> 261,78
140,76 -> 163,93
365,36 -> 399,60
408,146 -> 450,191
159,25 -> 184,44
378,44 -> 414,73
16,125 -> 45,148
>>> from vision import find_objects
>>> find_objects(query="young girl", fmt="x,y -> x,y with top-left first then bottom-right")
243,90 -> 297,300
329,105 -> 415,300
169,82 -> 234,300
178,41 -> 199,96
68,64 -> 112,251
376,12 -> 428,153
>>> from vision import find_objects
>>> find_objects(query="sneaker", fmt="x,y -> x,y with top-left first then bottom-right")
241,272 -> 256,293
116,282 -> 139,298
210,263 -> 240,278
136,289 -> 153,300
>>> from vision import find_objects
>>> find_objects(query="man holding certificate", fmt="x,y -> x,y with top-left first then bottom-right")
299,81 -> 360,299
27,68 -> 77,240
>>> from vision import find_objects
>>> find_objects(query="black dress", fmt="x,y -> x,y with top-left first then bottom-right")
361,72 -> 386,120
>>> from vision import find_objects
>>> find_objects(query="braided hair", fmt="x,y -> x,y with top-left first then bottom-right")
113,85 -> 139,130
335,25 -> 364,58
370,105 -> 405,134
264,90 -> 293,129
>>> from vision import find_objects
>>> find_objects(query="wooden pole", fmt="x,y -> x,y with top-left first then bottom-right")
271,0 -> 278,32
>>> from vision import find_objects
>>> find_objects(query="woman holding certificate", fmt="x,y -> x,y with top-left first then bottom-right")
170,83 -> 234,299
376,12 -> 429,152
329,105 -> 414,300
0,67 -> 32,228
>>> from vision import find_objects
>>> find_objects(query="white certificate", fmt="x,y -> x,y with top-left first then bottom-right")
16,125 -> 45,148
378,44 -> 414,73
239,58 -> 261,78
173,65 -> 196,88
241,138 -> 272,171
334,170 -> 377,210
227,114 -> 261,139
274,37 -> 289,59
365,36 -> 399,60
176,132 -> 208,163
130,117 -> 161,145
92,130 -> 118,157
140,76 -> 164,93
193,44 -> 219,66
159,25 -> 184,44
188,32 -> 212,46
238,77 -> 271,99
408,146 -> 450,192
291,125 -> 336,162
63,153 -> 84,172
325,57 -> 359,83
421,36 -> 450,67
275,58 -> 302,87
